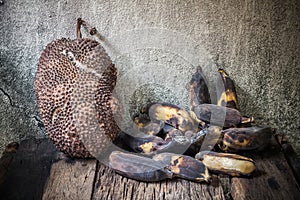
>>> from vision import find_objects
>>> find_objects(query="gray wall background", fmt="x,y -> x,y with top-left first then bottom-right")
0,0 -> 299,156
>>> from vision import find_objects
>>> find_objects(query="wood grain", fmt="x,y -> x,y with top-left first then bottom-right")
231,138 -> 300,200
1,137 -> 300,200
42,159 -> 97,200
275,132 -> 300,185
93,164 -> 225,200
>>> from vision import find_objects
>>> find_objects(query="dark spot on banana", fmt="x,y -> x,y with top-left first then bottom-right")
238,136 -> 244,143
267,177 -> 280,191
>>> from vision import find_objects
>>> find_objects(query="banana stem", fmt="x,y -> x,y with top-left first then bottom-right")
241,116 -> 255,124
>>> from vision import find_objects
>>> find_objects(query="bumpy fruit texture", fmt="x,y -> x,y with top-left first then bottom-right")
35,38 -> 119,158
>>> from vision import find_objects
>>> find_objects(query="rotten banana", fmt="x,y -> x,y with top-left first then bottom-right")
188,67 -> 211,110
222,126 -> 273,151
109,151 -> 172,182
121,132 -> 170,154
216,69 -> 238,109
193,104 -> 241,127
109,151 -> 210,182
139,121 -> 165,136
147,102 -> 197,132
153,152 -> 210,182
195,151 -> 255,176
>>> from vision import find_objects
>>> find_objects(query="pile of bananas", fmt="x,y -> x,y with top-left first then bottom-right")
109,68 -> 273,182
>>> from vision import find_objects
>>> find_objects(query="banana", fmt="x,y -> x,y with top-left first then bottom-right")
147,102 -> 197,132
120,132 -> 170,154
138,121 -> 165,136
188,67 -> 211,127
153,152 -> 210,182
109,151 -> 173,182
222,126 -> 273,151
195,151 -> 255,176
193,104 -> 242,127
109,151 -> 210,182
188,67 -> 211,109
216,69 -> 238,109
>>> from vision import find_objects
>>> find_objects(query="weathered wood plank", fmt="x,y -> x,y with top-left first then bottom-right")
275,132 -> 300,185
93,164 -> 226,200
0,138 -> 57,200
0,142 -> 19,185
231,138 -> 300,200
42,158 -> 97,200
2,135 -> 300,200
219,176 -> 232,200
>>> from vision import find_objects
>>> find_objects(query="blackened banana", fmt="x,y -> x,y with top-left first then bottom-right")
109,151 -> 172,182
121,132 -> 170,153
153,152 -> 210,182
148,102 -> 197,132
109,151 -> 210,182
222,126 -> 273,151
193,104 -> 241,127
216,69 -> 238,109
188,67 -> 211,127
188,67 -> 211,110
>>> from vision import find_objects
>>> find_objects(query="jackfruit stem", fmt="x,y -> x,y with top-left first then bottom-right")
76,18 -> 98,39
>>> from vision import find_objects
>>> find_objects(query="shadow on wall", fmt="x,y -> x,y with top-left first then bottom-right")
235,85 -> 265,123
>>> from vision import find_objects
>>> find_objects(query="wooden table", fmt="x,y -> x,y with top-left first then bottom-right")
0,135 -> 299,200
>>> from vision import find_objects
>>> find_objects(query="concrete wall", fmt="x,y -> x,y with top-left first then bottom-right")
0,0 -> 299,155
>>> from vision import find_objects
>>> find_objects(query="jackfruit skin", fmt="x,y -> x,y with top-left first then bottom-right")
35,38 -> 119,158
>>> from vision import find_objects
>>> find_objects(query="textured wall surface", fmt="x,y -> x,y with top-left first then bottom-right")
0,0 -> 299,155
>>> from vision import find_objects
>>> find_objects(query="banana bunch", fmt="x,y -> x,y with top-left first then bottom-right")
188,67 -> 273,176
111,67 -> 273,181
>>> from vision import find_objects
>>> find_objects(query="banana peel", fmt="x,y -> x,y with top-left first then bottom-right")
193,104 -> 241,127
216,69 -> 238,109
196,151 -> 255,176
222,126 -> 273,151
153,152 -> 210,182
148,102 -> 197,132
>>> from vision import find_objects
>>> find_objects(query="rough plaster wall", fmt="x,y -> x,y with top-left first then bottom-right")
0,0 -> 299,155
